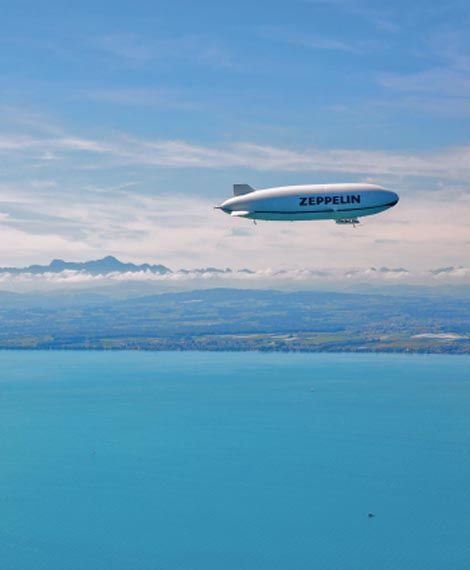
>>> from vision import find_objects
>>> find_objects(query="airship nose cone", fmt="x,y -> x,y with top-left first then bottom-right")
386,190 -> 399,206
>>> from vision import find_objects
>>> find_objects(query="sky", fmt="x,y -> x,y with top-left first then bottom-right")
0,0 -> 470,280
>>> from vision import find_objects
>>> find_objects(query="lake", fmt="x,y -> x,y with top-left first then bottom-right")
1,351 -> 469,569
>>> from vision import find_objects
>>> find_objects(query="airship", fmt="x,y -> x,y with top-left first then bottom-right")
216,183 -> 399,225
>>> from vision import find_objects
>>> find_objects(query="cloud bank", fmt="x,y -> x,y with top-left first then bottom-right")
0,263 -> 468,295
3,128 -> 470,180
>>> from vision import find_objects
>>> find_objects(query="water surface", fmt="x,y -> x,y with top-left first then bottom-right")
1,352 -> 469,569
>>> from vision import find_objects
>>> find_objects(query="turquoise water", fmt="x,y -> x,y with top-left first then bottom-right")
1,351 -> 469,570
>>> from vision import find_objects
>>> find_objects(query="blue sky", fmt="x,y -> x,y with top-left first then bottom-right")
0,0 -> 469,276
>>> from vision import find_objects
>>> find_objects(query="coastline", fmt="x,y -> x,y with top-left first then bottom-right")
0,333 -> 468,354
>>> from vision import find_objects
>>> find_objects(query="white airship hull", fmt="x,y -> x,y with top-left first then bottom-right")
219,183 -> 399,222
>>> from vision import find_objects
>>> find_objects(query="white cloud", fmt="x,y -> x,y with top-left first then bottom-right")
258,27 -> 365,54
377,29 -> 470,111
92,34 -> 233,68
0,264 -> 468,294
379,68 -> 470,97
82,88 -> 198,110
304,0 -> 399,32
3,127 -> 470,181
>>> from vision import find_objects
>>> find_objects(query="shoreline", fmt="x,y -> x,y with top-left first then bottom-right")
0,344 -> 468,355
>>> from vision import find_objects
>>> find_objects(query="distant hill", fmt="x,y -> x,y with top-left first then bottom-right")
0,287 -> 468,353
0,256 -> 171,275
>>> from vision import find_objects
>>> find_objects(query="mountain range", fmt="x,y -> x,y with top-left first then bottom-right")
0,256 -> 171,275
0,256 -> 255,277
0,257 -> 468,299
0,255 -> 465,278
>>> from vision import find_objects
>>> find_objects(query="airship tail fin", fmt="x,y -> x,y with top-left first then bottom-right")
233,184 -> 255,196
